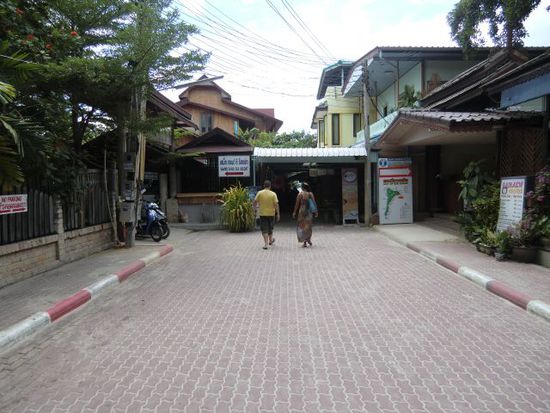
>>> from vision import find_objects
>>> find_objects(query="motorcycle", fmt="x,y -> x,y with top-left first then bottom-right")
136,201 -> 163,242
148,201 -> 170,239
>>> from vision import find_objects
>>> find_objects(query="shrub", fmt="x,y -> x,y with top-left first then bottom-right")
219,184 -> 255,232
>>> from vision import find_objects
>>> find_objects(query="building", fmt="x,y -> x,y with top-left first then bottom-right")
177,76 -> 283,138
370,48 -> 548,219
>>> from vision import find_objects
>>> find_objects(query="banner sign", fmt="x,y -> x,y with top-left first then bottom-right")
377,158 -> 413,224
496,176 -> 530,232
0,194 -> 28,215
219,155 -> 250,177
342,168 -> 359,223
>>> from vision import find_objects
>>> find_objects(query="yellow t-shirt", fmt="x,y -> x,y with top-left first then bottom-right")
255,189 -> 279,216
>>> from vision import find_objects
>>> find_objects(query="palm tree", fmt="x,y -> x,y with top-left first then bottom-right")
0,45 -> 40,189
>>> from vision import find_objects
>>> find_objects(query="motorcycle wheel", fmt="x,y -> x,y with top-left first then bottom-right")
161,221 -> 170,239
150,222 -> 163,242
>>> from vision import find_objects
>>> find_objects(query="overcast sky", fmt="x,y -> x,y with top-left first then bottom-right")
164,0 -> 550,133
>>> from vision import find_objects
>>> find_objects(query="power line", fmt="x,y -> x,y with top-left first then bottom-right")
264,0 -> 329,65
279,0 -> 335,60
176,0 -> 331,65
188,0 -> 335,62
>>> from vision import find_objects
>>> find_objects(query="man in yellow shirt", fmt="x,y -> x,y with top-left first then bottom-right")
253,180 -> 280,249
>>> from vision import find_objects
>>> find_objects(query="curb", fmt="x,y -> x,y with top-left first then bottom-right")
0,244 -> 174,354
375,228 -> 550,323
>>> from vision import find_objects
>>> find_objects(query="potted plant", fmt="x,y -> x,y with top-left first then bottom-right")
509,217 -> 545,263
494,230 -> 511,261
219,184 -> 255,233
474,229 -> 496,256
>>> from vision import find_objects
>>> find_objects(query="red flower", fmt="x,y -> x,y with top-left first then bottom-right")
26,34 -> 35,41
70,31 -> 78,37
46,43 -> 52,49
15,8 -> 24,15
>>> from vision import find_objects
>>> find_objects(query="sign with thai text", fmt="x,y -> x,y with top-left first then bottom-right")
378,158 -> 413,224
0,194 -> 28,215
218,155 -> 250,177
496,176 -> 529,232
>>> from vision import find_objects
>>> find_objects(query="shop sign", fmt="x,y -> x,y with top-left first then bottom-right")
0,194 -> 28,215
342,168 -> 359,224
377,158 -> 413,224
218,155 -> 250,177
496,176 -> 531,232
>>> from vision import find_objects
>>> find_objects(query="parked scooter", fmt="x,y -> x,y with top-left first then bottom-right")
148,201 -> 170,239
136,201 -> 163,242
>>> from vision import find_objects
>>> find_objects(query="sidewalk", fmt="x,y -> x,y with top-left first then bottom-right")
374,222 -> 550,321
0,238 -> 175,350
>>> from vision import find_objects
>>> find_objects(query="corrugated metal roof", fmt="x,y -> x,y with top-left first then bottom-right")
399,109 -> 541,125
253,147 -> 366,158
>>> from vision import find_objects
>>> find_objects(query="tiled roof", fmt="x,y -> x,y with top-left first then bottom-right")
399,109 -> 540,125
253,147 -> 366,158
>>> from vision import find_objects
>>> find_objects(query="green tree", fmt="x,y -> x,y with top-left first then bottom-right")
447,0 -> 542,52
239,128 -> 316,148
398,85 -> 421,108
0,43 -> 45,189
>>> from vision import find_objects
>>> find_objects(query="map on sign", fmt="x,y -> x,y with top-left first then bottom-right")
384,188 -> 404,219
377,158 -> 413,224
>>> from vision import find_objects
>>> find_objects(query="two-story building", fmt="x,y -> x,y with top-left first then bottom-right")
177,76 -> 283,139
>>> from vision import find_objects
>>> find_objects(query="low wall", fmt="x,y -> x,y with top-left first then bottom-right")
0,223 -> 112,288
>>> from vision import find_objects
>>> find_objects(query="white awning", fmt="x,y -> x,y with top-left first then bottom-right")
253,147 -> 367,164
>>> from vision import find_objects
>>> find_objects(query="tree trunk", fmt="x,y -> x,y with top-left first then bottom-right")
505,19 -> 513,49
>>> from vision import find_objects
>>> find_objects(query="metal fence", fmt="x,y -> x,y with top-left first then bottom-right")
0,186 -> 55,245
1,169 -> 113,246
63,169 -> 111,231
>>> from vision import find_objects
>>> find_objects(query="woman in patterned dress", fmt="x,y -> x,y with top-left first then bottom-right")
292,182 -> 318,247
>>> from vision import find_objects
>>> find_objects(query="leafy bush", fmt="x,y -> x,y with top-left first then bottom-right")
457,160 -> 495,210
219,184 -> 255,232
471,182 -> 500,229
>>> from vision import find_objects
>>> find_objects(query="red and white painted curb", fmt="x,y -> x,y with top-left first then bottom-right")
0,244 -> 173,352
403,241 -> 550,323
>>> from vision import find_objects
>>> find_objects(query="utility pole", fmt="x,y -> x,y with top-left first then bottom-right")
363,60 -> 372,226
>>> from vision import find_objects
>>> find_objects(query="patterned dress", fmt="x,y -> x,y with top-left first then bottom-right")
295,191 -> 314,243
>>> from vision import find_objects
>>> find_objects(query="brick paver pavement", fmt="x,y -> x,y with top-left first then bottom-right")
1,226 -> 550,412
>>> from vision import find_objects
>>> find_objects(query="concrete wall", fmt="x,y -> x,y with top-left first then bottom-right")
0,209 -> 113,288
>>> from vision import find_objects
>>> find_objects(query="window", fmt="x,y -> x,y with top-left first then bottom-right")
318,120 -> 325,148
331,114 -> 340,145
200,112 -> 213,133
353,113 -> 362,137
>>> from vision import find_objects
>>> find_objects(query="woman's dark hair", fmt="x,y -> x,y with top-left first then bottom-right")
301,182 -> 311,192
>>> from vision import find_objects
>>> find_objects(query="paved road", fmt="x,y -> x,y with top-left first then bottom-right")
1,226 -> 549,412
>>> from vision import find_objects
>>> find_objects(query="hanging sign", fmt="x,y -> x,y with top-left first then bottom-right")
378,158 -> 413,224
342,168 -> 359,223
0,194 -> 28,215
218,155 -> 250,177
496,176 -> 531,232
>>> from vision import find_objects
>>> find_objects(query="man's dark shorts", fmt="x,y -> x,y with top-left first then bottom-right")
259,216 -> 275,235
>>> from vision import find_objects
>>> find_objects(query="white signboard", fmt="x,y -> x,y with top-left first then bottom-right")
378,158 -> 413,225
496,176 -> 528,232
342,168 -> 359,224
218,155 -> 250,177
0,194 -> 28,215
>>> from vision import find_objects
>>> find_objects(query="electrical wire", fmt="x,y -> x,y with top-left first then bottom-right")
264,0 -> 330,65
279,0 -> 335,60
